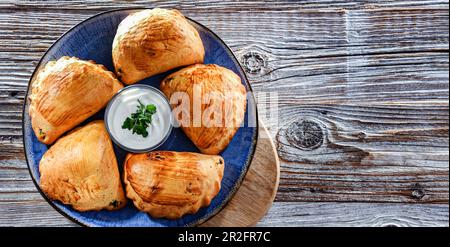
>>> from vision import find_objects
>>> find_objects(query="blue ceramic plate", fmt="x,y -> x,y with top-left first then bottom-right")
22,8 -> 258,227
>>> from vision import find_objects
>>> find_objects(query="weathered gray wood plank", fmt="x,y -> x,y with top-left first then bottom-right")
0,199 -> 447,227
257,202 -> 449,227
0,0 -> 448,11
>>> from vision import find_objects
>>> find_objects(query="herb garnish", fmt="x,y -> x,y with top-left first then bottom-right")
122,99 -> 157,138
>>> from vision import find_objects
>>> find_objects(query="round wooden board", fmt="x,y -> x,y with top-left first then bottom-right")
201,123 -> 280,227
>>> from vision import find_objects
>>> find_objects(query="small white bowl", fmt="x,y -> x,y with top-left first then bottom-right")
104,84 -> 173,153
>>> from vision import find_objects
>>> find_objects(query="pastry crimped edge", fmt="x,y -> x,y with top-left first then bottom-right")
112,8 -> 205,84
122,152 -> 224,219
28,56 -> 123,145
160,63 -> 247,155
38,120 -> 127,212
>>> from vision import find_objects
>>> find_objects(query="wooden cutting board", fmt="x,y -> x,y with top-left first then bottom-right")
201,123 -> 280,227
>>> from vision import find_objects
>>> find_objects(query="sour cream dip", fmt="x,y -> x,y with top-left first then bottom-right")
105,84 -> 173,153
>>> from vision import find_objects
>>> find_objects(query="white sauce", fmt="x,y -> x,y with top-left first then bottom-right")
106,86 -> 172,152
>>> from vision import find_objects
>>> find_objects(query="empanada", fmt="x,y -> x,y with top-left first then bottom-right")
160,64 -> 246,154
39,121 -> 127,211
123,151 -> 224,219
29,56 -> 123,144
112,8 -> 205,84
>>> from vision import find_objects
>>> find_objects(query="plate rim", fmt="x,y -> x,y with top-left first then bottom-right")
22,7 -> 259,227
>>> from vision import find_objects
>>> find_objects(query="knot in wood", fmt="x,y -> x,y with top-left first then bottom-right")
411,183 -> 425,200
9,91 -> 18,98
286,120 -> 323,150
241,51 -> 266,74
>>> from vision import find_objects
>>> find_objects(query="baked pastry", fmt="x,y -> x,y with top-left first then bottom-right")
39,120 -> 127,211
160,64 -> 246,154
112,8 -> 205,84
29,56 -> 123,145
123,151 -> 224,219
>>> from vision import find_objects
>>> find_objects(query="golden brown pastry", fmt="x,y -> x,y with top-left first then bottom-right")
123,151 -> 224,219
112,8 -> 205,84
160,64 -> 246,155
39,120 -> 127,211
29,56 -> 123,145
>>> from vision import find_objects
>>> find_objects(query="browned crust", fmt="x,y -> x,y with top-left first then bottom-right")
112,8 -> 205,84
123,151 -> 224,219
160,64 -> 247,155
39,121 -> 127,211
29,56 -> 123,145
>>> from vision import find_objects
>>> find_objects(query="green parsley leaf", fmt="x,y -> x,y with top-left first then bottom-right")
121,99 -> 157,138
146,104 -> 157,113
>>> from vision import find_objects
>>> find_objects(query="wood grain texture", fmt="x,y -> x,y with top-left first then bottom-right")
257,202 -> 449,227
0,0 -> 448,226
0,0 -> 448,11
201,124 -> 280,227
0,200 -> 447,227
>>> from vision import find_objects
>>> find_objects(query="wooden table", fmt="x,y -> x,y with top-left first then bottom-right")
0,0 -> 448,227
